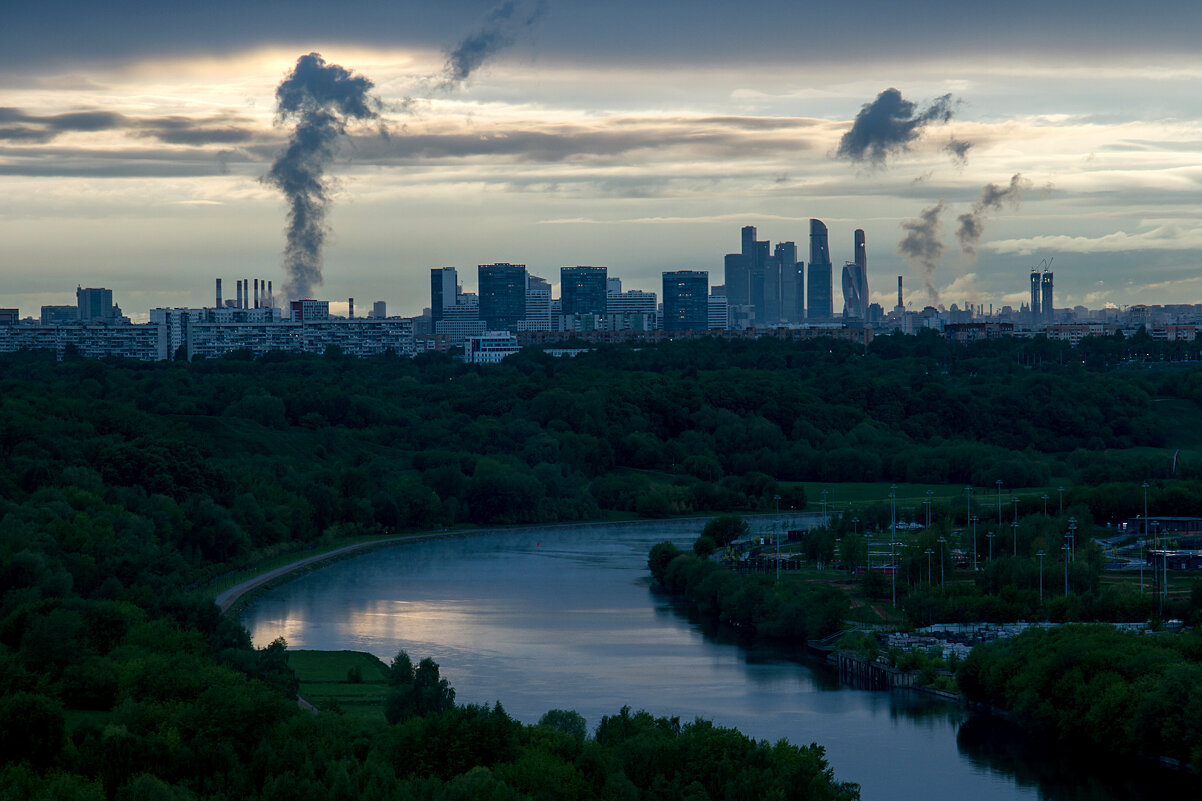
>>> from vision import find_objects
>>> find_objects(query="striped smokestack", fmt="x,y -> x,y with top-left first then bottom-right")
215,278 -> 222,308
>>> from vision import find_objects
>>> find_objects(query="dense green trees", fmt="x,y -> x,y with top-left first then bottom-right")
652,550 -> 849,642
959,625 -> 1202,771
1,331 -> 1199,797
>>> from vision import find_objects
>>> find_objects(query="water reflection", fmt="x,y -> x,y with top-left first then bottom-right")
241,521 -> 1183,801
957,715 -> 1200,800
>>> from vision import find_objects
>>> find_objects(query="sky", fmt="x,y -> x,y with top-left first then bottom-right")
3,0 -> 1202,320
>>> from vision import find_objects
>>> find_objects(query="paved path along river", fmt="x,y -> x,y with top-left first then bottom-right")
238,518 -> 1192,801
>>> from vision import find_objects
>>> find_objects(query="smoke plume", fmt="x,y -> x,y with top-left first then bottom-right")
264,53 -> 379,301
898,202 -> 946,304
956,173 -> 1032,257
837,88 -> 956,166
944,137 -> 972,165
440,0 -> 547,90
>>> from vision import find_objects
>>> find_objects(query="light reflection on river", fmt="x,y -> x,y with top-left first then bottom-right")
241,519 -> 1192,801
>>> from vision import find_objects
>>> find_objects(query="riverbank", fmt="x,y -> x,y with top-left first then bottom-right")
214,513 -> 806,615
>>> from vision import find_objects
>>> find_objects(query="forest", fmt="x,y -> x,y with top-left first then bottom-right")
2,329 -> 1201,797
958,625 -> 1202,772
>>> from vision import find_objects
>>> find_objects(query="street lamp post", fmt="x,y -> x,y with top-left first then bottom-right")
890,485 -> 897,607
1011,521 -> 1019,559
986,531 -> 995,561
996,479 -> 1003,528
925,548 -> 933,584
938,536 -> 947,585
1063,544 -> 1071,597
1037,550 -> 1045,605
1067,517 -> 1077,563
926,490 -> 934,529
971,515 -> 979,570
965,485 -> 973,528
1058,486 -> 1064,515
852,516 -> 859,536
774,494 -> 781,581
1042,494 -> 1049,518
1012,498 -> 1019,557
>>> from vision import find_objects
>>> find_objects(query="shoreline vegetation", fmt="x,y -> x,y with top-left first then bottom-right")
5,332 -> 1202,797
648,520 -> 1202,780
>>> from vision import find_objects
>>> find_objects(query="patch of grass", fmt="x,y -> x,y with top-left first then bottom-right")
1150,398 -> 1202,455
288,650 -> 393,721
794,481 -> 1068,509
289,650 -> 390,683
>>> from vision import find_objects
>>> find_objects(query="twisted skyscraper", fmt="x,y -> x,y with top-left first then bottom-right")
841,229 -> 869,320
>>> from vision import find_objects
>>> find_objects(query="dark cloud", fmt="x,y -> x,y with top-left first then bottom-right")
263,52 -> 379,302
944,137 -> 972,165
1,114 -> 817,177
837,88 -> 956,166
956,173 -> 1032,256
0,106 -> 256,145
346,118 -> 814,164
898,202 -> 945,304
6,1 -> 1201,76
0,146 -> 234,177
439,0 -> 547,90
135,126 -> 255,146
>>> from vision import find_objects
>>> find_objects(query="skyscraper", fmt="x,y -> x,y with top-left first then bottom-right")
724,253 -> 749,309
430,267 -> 458,323
841,229 -> 869,320
560,266 -> 608,315
478,263 -> 528,331
855,228 -> 869,312
662,270 -> 709,331
1040,271 -> 1054,323
807,220 -> 833,321
1029,270 -> 1041,319
76,286 -> 115,322
775,241 -> 802,324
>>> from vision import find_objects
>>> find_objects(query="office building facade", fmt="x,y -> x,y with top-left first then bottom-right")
561,266 -> 608,315
430,267 -> 458,323
478,263 -> 528,331
807,220 -> 833,321
662,271 -> 709,331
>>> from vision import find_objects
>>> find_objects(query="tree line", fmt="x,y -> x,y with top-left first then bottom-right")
1,329 -> 1199,796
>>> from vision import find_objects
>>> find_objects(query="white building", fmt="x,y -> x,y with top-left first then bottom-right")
0,322 -> 167,361
465,331 -> 520,364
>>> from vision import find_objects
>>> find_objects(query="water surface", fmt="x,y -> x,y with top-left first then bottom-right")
242,519 -> 1191,801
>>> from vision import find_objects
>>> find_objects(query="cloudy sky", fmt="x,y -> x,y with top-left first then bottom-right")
3,0 -> 1201,319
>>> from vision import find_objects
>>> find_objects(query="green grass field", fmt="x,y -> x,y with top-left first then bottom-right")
288,650 -> 392,720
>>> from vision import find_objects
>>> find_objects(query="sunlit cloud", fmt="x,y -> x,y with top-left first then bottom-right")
988,223 -> 1202,255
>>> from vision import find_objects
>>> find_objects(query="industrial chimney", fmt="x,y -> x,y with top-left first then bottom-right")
348,298 -> 354,319
215,278 -> 222,309
267,281 -> 273,308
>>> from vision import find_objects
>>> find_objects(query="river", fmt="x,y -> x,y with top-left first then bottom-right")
241,518 -> 1192,800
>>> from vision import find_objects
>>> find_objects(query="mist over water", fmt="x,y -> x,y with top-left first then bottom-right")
242,520 -> 1190,801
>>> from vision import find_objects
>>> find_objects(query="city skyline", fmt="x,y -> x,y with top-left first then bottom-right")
4,2 -> 1202,319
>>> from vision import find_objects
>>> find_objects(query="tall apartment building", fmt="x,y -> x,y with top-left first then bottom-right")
478,263 -> 528,331
430,267 -> 459,323
560,266 -> 608,315
662,270 -> 709,331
